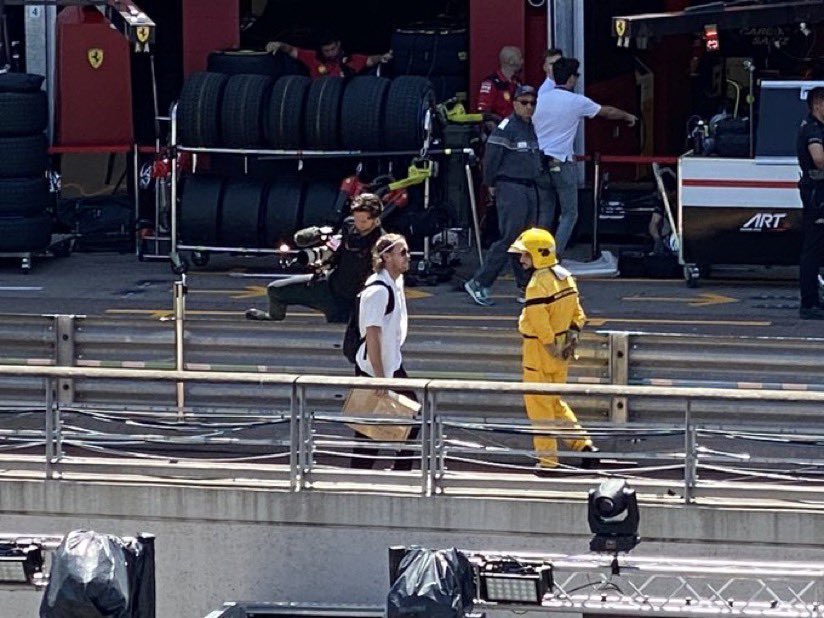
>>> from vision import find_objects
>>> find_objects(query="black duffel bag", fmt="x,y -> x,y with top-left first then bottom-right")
58,195 -> 135,253
714,117 -> 750,158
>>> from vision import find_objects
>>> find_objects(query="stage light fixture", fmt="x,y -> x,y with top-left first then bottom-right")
478,561 -> 552,605
588,479 -> 640,553
0,542 -> 45,585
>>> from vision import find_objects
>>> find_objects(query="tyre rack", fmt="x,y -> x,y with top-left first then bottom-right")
0,144 -> 141,274
167,102 -> 484,275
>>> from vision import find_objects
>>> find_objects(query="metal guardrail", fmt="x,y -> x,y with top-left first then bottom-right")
0,314 -> 823,423
2,364 -> 824,506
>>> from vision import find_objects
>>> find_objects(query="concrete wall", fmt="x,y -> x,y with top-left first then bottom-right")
3,479 -> 824,618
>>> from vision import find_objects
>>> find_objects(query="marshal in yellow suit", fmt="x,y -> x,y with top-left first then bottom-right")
509,228 -> 595,469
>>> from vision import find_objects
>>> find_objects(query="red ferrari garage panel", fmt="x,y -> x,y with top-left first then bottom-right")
56,7 -> 133,146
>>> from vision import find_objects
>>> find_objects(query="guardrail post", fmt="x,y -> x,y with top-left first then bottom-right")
297,383 -> 309,489
684,400 -> 697,504
609,332 -> 629,423
423,387 -> 436,497
54,315 -> 75,405
288,380 -> 299,492
173,276 -> 187,416
44,376 -> 54,479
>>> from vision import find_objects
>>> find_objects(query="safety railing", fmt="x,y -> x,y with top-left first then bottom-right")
1,364 -> 824,507
0,314 -> 822,423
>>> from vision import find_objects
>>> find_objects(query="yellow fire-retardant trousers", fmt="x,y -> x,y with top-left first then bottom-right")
522,337 -> 592,468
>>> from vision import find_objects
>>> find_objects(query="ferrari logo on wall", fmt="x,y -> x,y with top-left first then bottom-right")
87,48 -> 104,69
615,19 -> 627,37
136,26 -> 150,43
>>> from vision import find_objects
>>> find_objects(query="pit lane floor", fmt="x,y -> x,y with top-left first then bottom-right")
0,247 -> 816,338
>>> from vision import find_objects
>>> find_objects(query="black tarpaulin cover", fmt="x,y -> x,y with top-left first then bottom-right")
39,530 -> 155,618
387,547 -> 475,617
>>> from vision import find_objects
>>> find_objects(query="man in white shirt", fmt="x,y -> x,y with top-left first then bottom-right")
533,57 -> 637,257
351,233 -> 418,470
538,47 -> 563,96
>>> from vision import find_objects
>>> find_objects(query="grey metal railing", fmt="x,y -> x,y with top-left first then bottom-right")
0,314 -> 822,423
1,364 -> 824,507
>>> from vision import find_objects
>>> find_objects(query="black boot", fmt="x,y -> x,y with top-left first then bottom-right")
580,444 -> 600,469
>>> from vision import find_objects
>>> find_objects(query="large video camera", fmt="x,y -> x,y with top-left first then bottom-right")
284,225 -> 341,271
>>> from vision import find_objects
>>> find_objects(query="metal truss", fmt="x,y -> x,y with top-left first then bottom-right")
467,552 -> 824,617
6,0 -> 155,50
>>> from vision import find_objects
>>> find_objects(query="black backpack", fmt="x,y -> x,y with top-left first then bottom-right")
342,280 -> 395,364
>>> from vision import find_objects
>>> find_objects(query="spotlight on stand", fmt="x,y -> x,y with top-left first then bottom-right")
478,560 -> 553,605
0,541 -> 45,585
588,479 -> 640,553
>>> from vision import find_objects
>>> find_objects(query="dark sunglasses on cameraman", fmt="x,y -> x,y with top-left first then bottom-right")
515,99 -> 536,106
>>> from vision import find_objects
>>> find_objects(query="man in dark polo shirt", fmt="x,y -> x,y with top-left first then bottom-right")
796,86 -> 824,320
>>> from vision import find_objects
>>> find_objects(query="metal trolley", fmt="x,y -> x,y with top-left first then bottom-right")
166,103 -> 484,277
676,81 -> 821,287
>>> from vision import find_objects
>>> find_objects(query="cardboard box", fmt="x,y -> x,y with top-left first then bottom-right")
343,389 -> 420,442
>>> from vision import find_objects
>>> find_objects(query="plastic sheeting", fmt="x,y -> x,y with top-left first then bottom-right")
387,547 -> 475,618
39,530 -> 155,618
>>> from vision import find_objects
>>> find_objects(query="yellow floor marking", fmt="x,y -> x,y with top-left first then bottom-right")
622,292 -> 738,307
587,317 -> 769,327
188,286 -> 432,300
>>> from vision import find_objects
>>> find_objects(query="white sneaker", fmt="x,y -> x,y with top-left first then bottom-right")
464,279 -> 493,306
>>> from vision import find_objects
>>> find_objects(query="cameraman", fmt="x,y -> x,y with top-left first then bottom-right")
245,193 -> 384,323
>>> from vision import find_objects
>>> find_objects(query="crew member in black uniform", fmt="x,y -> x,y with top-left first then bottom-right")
245,193 -> 384,323
465,84 -> 543,306
796,86 -> 824,320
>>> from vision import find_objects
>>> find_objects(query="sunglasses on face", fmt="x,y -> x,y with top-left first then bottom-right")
515,99 -> 536,107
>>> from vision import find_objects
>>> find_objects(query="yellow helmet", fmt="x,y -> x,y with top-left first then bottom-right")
508,227 -> 558,268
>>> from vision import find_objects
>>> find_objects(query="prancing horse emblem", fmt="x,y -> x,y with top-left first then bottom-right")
87,48 -> 104,69
615,19 -> 627,37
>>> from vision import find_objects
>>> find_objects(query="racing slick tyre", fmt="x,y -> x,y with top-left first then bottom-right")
219,179 -> 266,248
0,213 -> 53,251
221,74 -> 274,148
303,77 -> 344,150
0,90 -> 48,136
261,178 -> 302,247
341,76 -> 390,151
0,135 -> 48,178
0,73 -> 45,93
390,25 -> 468,76
0,177 -> 51,217
265,75 -> 311,149
301,180 -> 343,228
177,72 -> 229,147
207,49 -> 278,76
383,76 -> 435,150
207,49 -> 308,79
180,175 -> 223,246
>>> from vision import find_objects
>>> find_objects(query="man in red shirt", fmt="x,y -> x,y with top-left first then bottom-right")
477,46 -> 523,127
266,32 -> 391,79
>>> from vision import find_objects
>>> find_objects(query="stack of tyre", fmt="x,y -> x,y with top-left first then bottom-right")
177,72 -> 434,151
0,74 -> 52,255
390,23 -> 469,104
179,175 -> 341,251
176,71 -> 435,249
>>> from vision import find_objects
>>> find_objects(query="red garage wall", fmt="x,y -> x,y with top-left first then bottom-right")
469,0 -> 547,110
182,0 -> 239,76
